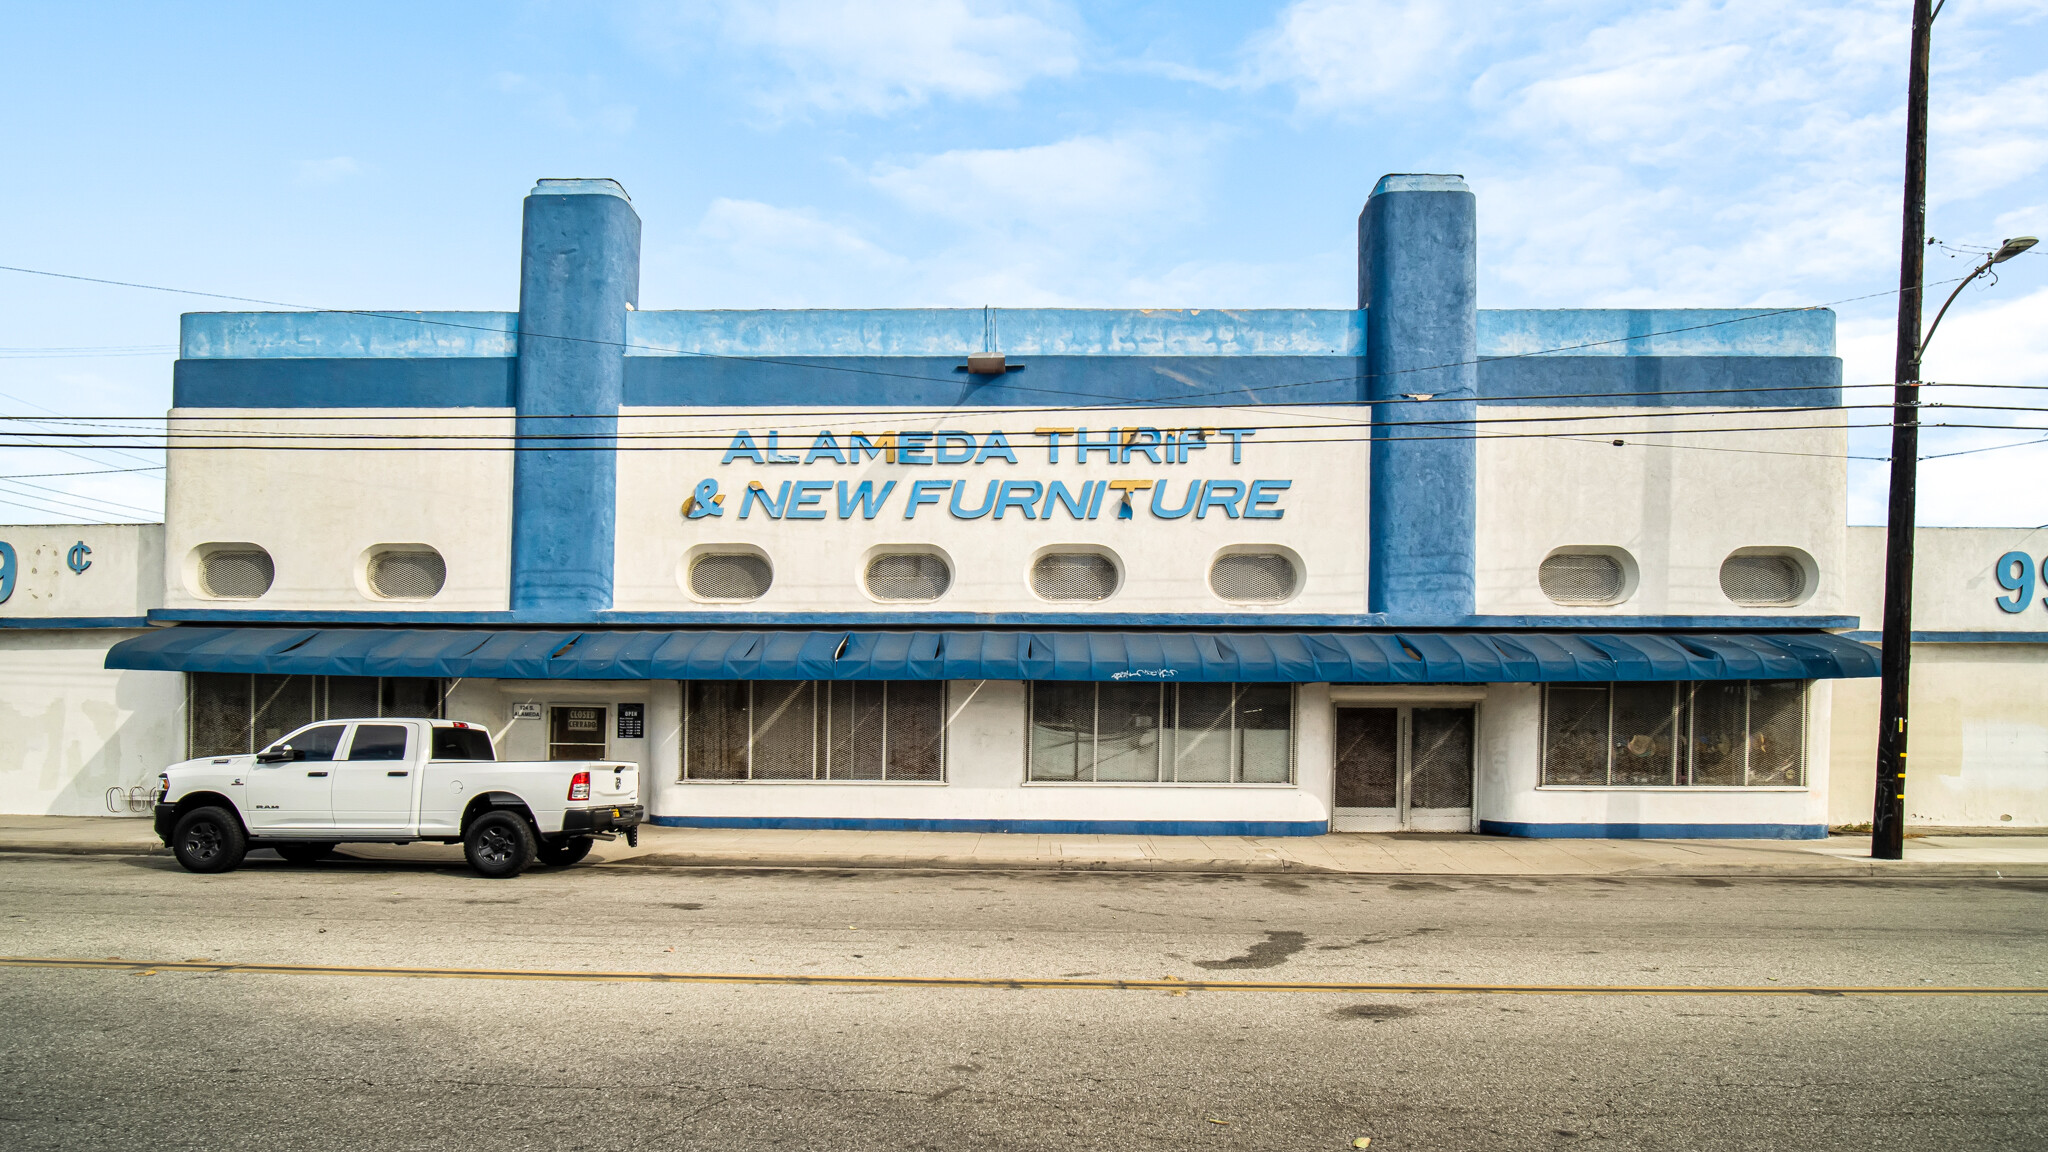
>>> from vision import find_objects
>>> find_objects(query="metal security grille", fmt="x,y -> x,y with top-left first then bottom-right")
1720,554 -> 1805,605
1208,553 -> 1298,602
1409,709 -> 1475,809
185,673 -> 445,757
1538,553 -> 1624,604
1030,552 -> 1117,601
690,553 -> 772,600
368,549 -> 446,599
1541,681 -> 1808,786
200,548 -> 274,599
681,680 -> 945,782
1029,682 -> 1295,783
865,553 -> 951,601
1333,707 -> 1398,807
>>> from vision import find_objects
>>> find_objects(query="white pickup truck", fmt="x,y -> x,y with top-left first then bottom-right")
152,717 -> 643,879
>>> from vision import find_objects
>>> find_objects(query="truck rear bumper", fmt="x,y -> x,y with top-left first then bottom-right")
562,804 -> 644,836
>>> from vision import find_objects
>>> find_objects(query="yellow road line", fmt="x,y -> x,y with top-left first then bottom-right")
2,956 -> 2042,996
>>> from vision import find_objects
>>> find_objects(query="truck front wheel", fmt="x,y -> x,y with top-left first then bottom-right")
171,806 -> 247,874
464,811 -> 536,879
536,837 -> 594,868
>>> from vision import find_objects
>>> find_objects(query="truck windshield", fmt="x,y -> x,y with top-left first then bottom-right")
430,728 -> 495,761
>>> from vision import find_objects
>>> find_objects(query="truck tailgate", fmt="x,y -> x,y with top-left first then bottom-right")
592,763 -> 638,803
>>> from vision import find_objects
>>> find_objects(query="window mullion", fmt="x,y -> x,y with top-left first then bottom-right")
1604,682 -> 1614,787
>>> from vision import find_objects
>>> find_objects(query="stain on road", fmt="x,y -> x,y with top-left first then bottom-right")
1194,930 -> 1307,970
1331,1004 -> 1422,1022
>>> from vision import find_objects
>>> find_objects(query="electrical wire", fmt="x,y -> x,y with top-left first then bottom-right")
0,261 -> 1982,417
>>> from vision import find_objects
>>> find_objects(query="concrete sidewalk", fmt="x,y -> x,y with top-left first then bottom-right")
5,814 -> 2046,877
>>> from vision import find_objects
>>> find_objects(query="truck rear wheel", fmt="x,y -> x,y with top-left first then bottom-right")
464,811 -> 536,879
536,837 -> 594,868
171,806 -> 247,874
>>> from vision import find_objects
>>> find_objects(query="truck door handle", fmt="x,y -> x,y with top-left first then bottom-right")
306,771 -> 328,778
387,771 -> 409,777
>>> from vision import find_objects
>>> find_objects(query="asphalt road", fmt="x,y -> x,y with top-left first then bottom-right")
1,851 -> 2044,1151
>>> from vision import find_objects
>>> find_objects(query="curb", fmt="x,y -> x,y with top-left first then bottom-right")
3,841 -> 2044,879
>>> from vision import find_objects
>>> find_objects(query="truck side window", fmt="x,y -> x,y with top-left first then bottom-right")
431,728 -> 495,761
265,724 -> 344,762
346,724 -> 410,762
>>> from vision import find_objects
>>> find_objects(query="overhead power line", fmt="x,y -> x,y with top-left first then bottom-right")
0,261 -> 1982,418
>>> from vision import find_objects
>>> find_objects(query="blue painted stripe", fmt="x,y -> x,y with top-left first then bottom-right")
1479,356 -> 1839,407
628,308 -> 1364,357
1479,308 -> 1835,358
1480,820 -> 1829,840
173,358 -> 516,408
0,616 -> 151,629
624,355 -> 1366,407
173,306 -> 1833,362
144,607 -> 1862,630
180,311 -> 519,359
164,353 -> 1846,411
1843,631 -> 2048,644
649,814 -> 1329,837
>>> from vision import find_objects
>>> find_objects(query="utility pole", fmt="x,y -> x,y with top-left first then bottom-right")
1872,0 -> 1934,860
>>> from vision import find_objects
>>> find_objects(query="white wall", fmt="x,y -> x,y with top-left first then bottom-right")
1477,409 -> 1847,617
1828,528 -> 2048,828
613,408 -> 1367,616
0,631 -> 185,816
162,410 -> 514,612
1830,647 -> 2048,828
0,523 -> 163,620
1842,525 -> 2048,631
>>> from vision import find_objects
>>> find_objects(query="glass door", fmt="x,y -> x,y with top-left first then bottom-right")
548,705 -> 609,761
1331,705 -> 1475,832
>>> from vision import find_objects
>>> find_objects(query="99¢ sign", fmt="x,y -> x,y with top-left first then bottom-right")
1994,551 -> 2048,614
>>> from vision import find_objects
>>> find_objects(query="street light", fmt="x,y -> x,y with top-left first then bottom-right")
1871,0 -> 2038,866
1919,236 -> 2038,354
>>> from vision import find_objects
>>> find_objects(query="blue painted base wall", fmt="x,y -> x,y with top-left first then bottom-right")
1480,819 -> 1829,840
650,815 -> 1330,837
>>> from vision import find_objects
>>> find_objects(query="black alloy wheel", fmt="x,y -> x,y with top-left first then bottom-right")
463,810 -> 536,879
171,806 -> 247,874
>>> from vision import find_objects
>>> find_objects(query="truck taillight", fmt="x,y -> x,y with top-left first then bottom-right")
568,771 -> 590,801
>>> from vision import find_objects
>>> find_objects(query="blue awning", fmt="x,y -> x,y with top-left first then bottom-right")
105,626 -> 1880,683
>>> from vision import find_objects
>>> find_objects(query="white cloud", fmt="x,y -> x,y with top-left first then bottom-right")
697,198 -> 904,265
296,156 -> 359,185
1244,0 -> 1487,108
869,131 -> 1205,230
696,0 -> 1080,114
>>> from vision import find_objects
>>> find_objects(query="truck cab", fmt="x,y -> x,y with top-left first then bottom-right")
153,718 -> 643,878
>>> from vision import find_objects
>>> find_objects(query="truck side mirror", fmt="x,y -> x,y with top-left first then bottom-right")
255,746 -> 300,764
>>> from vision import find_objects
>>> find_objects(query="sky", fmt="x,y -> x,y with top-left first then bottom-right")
0,0 -> 2043,527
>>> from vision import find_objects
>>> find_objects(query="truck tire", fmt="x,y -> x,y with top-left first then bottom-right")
275,842 -> 337,864
536,837 -> 594,868
171,806 -> 247,874
464,810 -> 536,879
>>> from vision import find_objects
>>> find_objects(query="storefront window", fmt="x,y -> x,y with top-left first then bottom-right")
1028,682 -> 1294,784
186,672 -> 446,758
1540,681 -> 1808,787
681,680 -> 944,782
